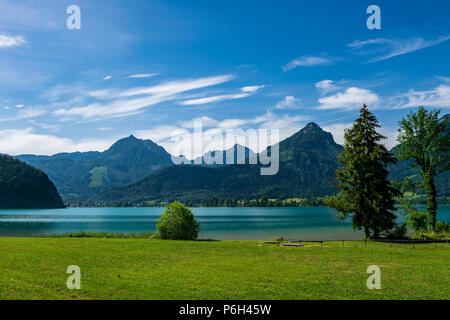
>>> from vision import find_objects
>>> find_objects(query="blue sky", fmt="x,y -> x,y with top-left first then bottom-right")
0,0 -> 449,157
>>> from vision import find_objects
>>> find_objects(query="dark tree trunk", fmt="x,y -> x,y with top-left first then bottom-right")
423,173 -> 437,232
373,228 -> 380,240
364,227 -> 370,239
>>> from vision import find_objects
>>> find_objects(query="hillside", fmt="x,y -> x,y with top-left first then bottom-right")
0,155 -> 65,209
89,123 -> 344,204
17,135 -> 173,202
193,144 -> 257,165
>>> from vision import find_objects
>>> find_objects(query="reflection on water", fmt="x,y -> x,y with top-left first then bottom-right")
0,206 -> 449,240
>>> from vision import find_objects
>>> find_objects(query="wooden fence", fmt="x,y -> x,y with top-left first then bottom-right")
264,238 -> 450,248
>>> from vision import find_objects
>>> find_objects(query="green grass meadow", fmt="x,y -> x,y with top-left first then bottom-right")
0,237 -> 449,300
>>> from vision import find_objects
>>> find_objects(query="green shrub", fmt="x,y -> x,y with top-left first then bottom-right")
381,223 -> 408,239
156,202 -> 200,240
435,221 -> 450,234
406,210 -> 429,233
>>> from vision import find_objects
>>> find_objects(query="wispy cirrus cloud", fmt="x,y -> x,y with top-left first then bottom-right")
0,107 -> 45,122
282,56 -> 332,71
179,93 -> 250,106
0,34 -> 25,48
127,73 -> 159,78
348,35 -> 450,63
389,84 -> 450,109
54,75 -> 234,120
179,85 -> 264,106
241,85 -> 264,93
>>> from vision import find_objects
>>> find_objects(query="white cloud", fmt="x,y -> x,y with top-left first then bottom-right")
180,116 -> 218,129
0,128 -> 115,155
117,75 -> 233,98
323,123 -> 398,149
282,56 -> 332,71
241,85 -> 264,93
274,96 -> 302,109
389,84 -> 450,109
179,84 -> 263,106
15,104 -> 24,108
315,79 -> 343,95
27,119 -> 60,131
0,34 -> 25,48
180,93 -> 249,106
103,75 -> 112,80
322,123 -> 352,145
127,73 -> 159,78
0,107 -> 45,122
42,84 -> 86,102
135,111 -> 310,158
318,87 -> 379,110
348,35 -> 450,63
54,75 -> 233,120
217,118 -> 248,129
135,125 -> 182,145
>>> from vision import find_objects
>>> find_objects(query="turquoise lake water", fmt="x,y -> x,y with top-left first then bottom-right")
0,206 -> 449,240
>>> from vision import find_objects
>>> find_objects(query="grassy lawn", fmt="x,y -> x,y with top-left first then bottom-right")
0,237 -> 449,300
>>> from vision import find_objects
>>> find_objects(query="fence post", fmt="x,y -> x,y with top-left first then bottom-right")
342,240 -> 344,248
412,240 -> 415,248
320,241 -> 323,248
364,239 -> 367,248
390,241 -> 392,248
434,240 -> 436,248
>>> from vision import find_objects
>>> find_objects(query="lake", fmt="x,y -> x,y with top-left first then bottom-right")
0,206 -> 449,240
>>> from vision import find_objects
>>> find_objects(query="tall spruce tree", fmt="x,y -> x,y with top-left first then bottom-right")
396,107 -> 449,232
326,105 -> 400,239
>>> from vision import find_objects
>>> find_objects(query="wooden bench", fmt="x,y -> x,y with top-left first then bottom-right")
282,243 -> 304,247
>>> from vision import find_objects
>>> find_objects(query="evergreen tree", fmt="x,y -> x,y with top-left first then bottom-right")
326,105 -> 400,238
396,107 -> 449,232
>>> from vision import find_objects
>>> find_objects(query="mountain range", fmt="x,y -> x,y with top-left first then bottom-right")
15,117 -> 450,205
89,123 -> 344,204
17,135 -> 173,201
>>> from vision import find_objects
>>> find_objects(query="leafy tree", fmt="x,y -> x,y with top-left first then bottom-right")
156,202 -> 200,240
406,210 -> 429,233
325,105 -> 400,239
397,107 -> 449,231
435,221 -> 450,234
